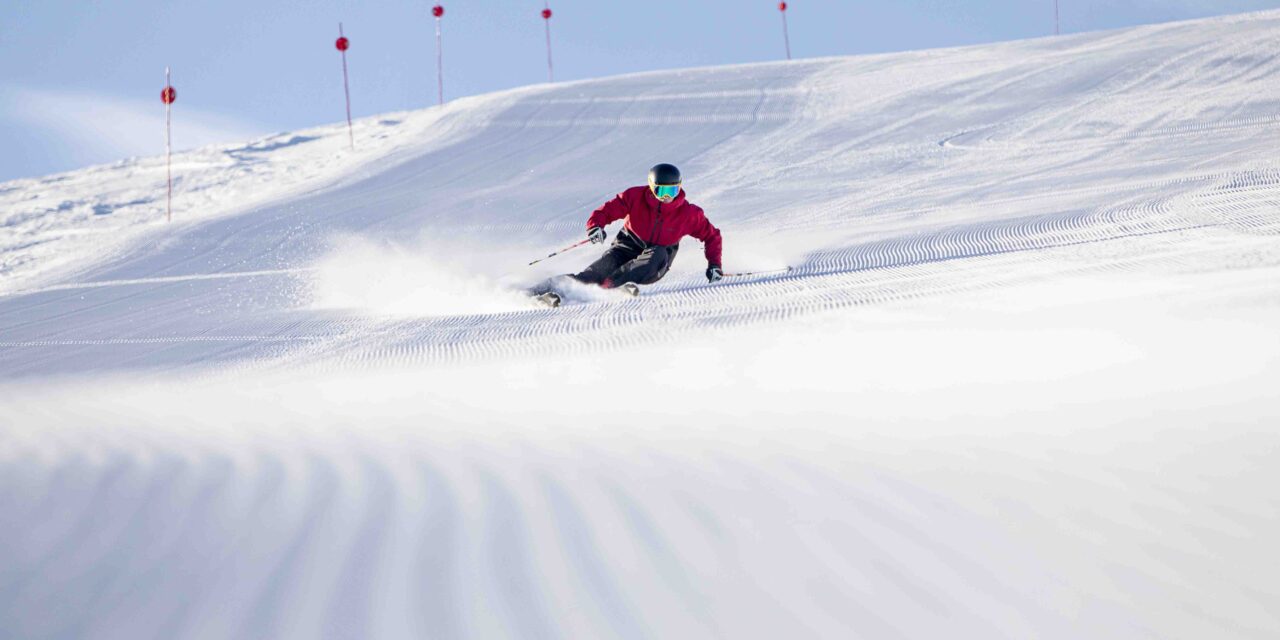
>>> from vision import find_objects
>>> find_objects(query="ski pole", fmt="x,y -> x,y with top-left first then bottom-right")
723,266 -> 793,278
528,238 -> 592,265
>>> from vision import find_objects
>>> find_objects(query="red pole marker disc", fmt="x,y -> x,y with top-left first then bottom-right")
779,2 -> 788,11
432,4 -> 444,18
161,86 -> 176,104
542,8 -> 552,19
336,36 -> 349,51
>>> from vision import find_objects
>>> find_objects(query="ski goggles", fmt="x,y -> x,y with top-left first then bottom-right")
651,184 -> 680,200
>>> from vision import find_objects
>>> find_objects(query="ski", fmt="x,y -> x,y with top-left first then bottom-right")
530,282 -> 638,308
534,291 -> 562,308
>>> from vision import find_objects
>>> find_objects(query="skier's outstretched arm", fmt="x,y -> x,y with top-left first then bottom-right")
691,213 -> 723,281
586,190 -> 632,235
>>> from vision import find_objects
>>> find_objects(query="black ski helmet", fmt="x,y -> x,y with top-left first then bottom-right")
648,163 -> 681,186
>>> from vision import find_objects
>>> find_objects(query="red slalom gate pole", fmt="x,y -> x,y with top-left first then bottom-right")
542,3 -> 554,83
161,68 -> 176,223
779,2 -> 792,61
432,4 -> 445,105
336,23 -> 354,149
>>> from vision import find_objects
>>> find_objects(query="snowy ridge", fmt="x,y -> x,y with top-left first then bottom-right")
2,11 -> 1280,640
0,88 -> 537,295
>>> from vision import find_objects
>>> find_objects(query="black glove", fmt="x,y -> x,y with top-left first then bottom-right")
706,264 -> 723,283
588,226 -> 607,244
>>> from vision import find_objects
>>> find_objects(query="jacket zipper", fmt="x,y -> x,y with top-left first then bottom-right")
648,198 -> 666,246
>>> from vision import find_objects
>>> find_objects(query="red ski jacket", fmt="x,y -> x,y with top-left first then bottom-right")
587,186 -> 723,266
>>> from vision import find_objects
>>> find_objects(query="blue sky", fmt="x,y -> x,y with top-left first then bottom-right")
3,0 -> 1279,182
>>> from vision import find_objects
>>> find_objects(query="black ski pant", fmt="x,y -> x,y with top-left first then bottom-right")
573,228 -> 678,288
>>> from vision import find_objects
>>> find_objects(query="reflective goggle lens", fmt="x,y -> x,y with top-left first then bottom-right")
652,184 -> 680,199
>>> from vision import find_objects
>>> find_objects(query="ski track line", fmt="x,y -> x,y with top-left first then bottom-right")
491,113 -> 799,127
521,86 -> 814,105
942,111 -> 1280,151
0,268 -> 314,298
801,169 -> 1229,237
0,335 -> 329,348
1184,169 -> 1280,235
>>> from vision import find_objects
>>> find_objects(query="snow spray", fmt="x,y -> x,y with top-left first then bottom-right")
309,236 -> 530,317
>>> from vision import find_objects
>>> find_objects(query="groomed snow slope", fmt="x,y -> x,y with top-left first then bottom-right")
3,11 -> 1280,640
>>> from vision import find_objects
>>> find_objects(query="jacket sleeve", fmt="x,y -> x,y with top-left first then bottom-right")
690,209 -> 723,266
587,189 -> 632,230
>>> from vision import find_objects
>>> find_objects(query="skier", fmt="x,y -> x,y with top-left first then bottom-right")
533,163 -> 723,306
